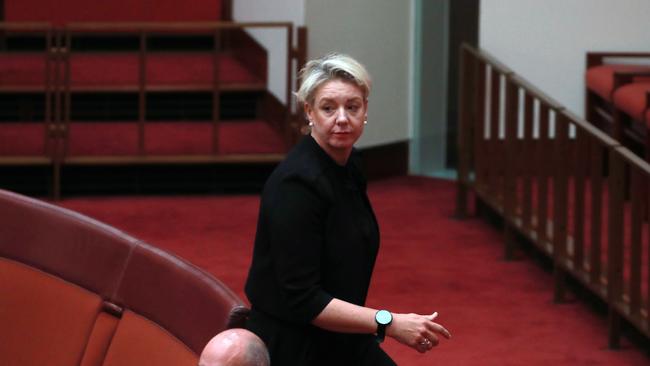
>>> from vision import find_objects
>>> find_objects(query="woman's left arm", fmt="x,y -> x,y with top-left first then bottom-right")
312,298 -> 451,353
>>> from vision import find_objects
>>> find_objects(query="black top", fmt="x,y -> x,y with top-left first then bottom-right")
245,135 -> 388,364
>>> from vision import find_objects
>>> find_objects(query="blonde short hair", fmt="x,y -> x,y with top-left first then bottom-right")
295,53 -> 371,106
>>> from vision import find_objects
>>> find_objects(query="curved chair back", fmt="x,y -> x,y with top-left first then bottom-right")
0,189 -> 247,366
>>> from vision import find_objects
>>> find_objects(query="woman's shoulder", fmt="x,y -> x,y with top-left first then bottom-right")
263,138 -> 336,201
276,137 -> 333,181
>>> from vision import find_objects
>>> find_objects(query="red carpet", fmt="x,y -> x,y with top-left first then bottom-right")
0,53 -> 260,89
57,176 -> 649,365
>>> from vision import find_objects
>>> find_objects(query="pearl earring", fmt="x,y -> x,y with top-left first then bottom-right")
308,120 -> 314,127
364,120 -> 368,125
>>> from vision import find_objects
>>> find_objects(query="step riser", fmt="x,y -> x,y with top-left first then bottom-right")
0,92 -> 263,121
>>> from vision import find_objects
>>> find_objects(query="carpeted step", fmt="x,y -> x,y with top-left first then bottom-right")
0,53 -> 264,91
0,120 -> 287,157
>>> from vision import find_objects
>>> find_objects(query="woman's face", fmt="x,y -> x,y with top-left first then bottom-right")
305,79 -> 367,163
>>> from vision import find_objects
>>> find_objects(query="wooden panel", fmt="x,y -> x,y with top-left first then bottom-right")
228,28 -> 268,83
629,168 -> 644,316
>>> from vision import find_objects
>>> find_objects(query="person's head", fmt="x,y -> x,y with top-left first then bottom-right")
198,328 -> 270,366
295,53 -> 372,164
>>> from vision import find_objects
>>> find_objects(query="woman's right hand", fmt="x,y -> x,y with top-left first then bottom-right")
386,312 -> 451,353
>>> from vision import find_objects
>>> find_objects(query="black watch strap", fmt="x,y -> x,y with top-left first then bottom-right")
376,323 -> 387,343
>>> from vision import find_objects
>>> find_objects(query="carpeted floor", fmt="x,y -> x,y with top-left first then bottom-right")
58,176 -> 650,365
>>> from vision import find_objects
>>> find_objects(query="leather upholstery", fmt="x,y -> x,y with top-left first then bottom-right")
79,312 -> 120,366
0,189 -> 136,300
0,188 -> 247,364
586,64 -> 650,101
101,310 -> 198,366
612,82 -> 650,123
113,242 -> 244,353
0,258 -> 103,366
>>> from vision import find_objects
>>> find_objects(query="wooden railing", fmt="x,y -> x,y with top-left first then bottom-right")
457,43 -> 649,347
0,23 -> 56,161
0,22 -> 308,198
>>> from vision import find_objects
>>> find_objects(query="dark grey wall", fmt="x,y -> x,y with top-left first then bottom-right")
445,0 -> 479,168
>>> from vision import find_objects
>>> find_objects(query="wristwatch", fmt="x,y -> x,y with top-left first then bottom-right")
375,309 -> 393,343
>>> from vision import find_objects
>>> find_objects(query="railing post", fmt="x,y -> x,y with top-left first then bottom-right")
44,26 -> 53,157
572,129 -> 587,272
607,148 -> 625,349
629,168 -> 643,318
139,29 -> 147,156
589,139 -> 604,284
503,76 -> 518,260
53,27 -> 65,200
283,24 -> 294,147
536,103 -> 550,245
552,110 -> 569,302
456,45 -> 474,219
43,26 -> 57,198
521,92 -> 534,231
293,26 -> 308,145
646,172 -> 650,335
473,60 -> 486,215
212,27 -> 221,154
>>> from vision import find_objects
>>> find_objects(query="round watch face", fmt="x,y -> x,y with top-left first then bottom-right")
376,310 -> 392,325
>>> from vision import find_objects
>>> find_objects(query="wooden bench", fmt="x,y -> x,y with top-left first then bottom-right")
585,52 -> 650,158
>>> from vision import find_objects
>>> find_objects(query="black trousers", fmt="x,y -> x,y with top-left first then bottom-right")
248,308 -> 397,366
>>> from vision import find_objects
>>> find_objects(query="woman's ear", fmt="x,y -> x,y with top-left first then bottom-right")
304,102 -> 313,121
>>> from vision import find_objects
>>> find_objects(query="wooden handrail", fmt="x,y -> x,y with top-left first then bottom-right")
461,43 -> 513,76
0,22 -> 51,30
587,51 -> 650,59
615,145 -> 650,175
457,43 -> 650,348
560,109 -> 620,146
586,51 -> 650,68
509,74 -> 564,110
64,21 -> 293,32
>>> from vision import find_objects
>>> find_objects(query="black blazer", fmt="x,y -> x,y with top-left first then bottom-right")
245,135 -> 380,325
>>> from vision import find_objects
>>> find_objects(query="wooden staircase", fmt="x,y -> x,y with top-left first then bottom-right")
0,0 -> 307,197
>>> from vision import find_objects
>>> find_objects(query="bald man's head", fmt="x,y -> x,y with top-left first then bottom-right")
198,328 -> 269,366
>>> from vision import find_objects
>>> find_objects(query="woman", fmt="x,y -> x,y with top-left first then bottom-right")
245,53 -> 450,365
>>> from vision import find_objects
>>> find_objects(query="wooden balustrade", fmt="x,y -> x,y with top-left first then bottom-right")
457,43 -> 650,347
0,21 -> 308,198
